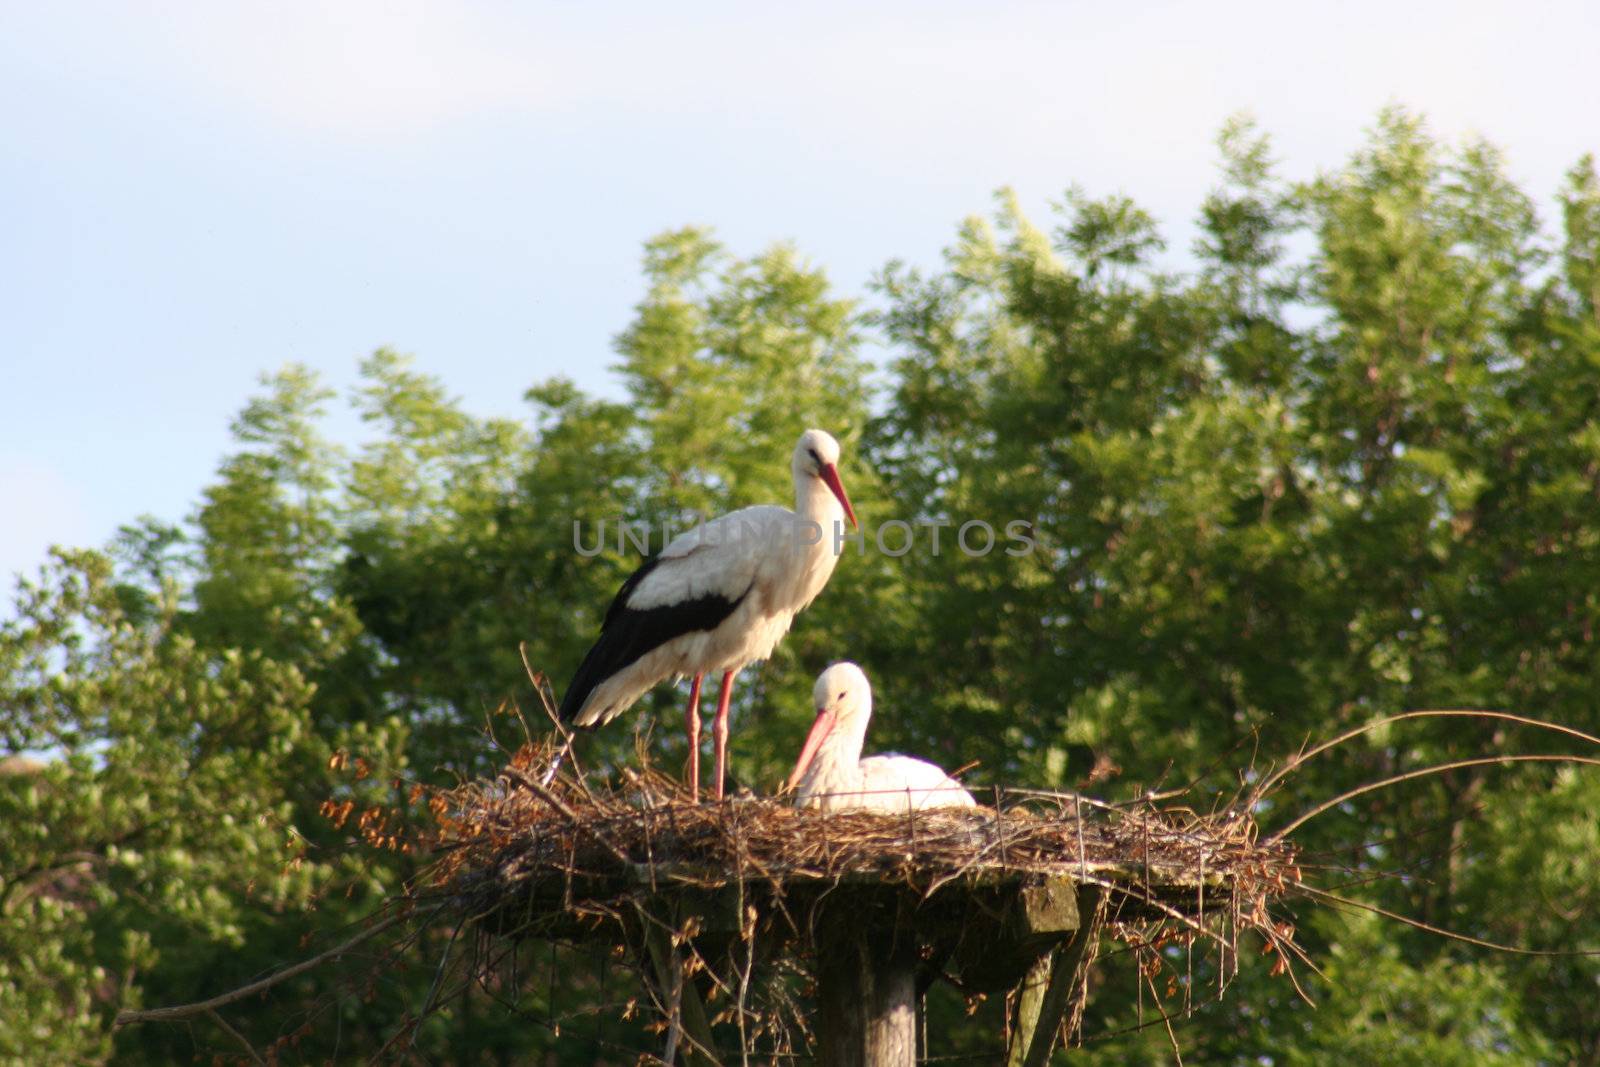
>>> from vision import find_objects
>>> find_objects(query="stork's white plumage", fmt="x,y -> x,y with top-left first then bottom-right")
559,429 -> 858,801
786,663 -> 976,814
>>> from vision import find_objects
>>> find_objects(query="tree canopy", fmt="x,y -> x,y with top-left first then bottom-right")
5,109 -> 1600,1063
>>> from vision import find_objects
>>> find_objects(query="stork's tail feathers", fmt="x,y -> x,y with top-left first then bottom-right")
557,635 -> 620,728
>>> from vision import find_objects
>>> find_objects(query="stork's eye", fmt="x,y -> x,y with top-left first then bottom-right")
807,447 -> 823,469
837,691 -> 845,700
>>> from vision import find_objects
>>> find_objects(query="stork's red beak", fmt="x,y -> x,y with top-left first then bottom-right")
784,705 -> 837,792
819,463 -> 858,529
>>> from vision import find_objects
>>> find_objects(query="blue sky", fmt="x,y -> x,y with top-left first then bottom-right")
3,0 -> 1597,587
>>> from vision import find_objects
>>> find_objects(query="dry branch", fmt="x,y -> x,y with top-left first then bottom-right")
114,910 -> 415,1027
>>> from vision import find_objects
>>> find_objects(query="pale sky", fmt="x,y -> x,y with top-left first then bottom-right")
3,0 -> 1597,588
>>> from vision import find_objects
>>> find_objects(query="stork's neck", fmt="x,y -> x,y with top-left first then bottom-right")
818,701 -> 869,774
795,472 -> 846,537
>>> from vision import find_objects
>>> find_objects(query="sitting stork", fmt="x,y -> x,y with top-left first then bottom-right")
786,662 -> 976,813
558,429 -> 857,801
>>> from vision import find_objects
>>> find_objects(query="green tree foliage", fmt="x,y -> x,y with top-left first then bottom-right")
0,552 -> 347,1063
4,111 -> 1600,1063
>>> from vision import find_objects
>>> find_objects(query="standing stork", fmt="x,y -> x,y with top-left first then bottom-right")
558,429 -> 858,801
786,662 -> 976,813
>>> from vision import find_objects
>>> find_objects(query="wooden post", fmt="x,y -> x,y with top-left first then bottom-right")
815,894 -> 917,1067
614,874 -> 1088,1064
1020,886 -> 1103,1067
1004,878 -> 1087,1064
1006,952 -> 1053,1067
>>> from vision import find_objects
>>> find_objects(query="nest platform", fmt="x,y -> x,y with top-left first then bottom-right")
419,752 -> 1301,1066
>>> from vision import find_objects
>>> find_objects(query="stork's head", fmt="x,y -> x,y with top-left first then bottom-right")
784,662 -> 872,792
793,429 -> 857,528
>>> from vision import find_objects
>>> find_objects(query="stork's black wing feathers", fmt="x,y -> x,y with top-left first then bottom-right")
559,552 -> 749,727
601,552 -> 663,630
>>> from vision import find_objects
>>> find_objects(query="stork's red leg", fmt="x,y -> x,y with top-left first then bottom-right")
712,670 -> 736,801
684,674 -> 703,803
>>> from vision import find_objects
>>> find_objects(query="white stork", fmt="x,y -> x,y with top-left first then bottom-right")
558,428 -> 858,801
785,662 -> 977,813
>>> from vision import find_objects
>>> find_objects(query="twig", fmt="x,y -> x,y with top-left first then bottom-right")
1300,883 -> 1600,957
116,910 -> 414,1026
206,1009 -> 266,1066
412,916 -> 468,1049
503,767 -> 633,867
1272,753 -> 1600,840
1139,967 -> 1186,1066
1258,709 -> 1600,800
